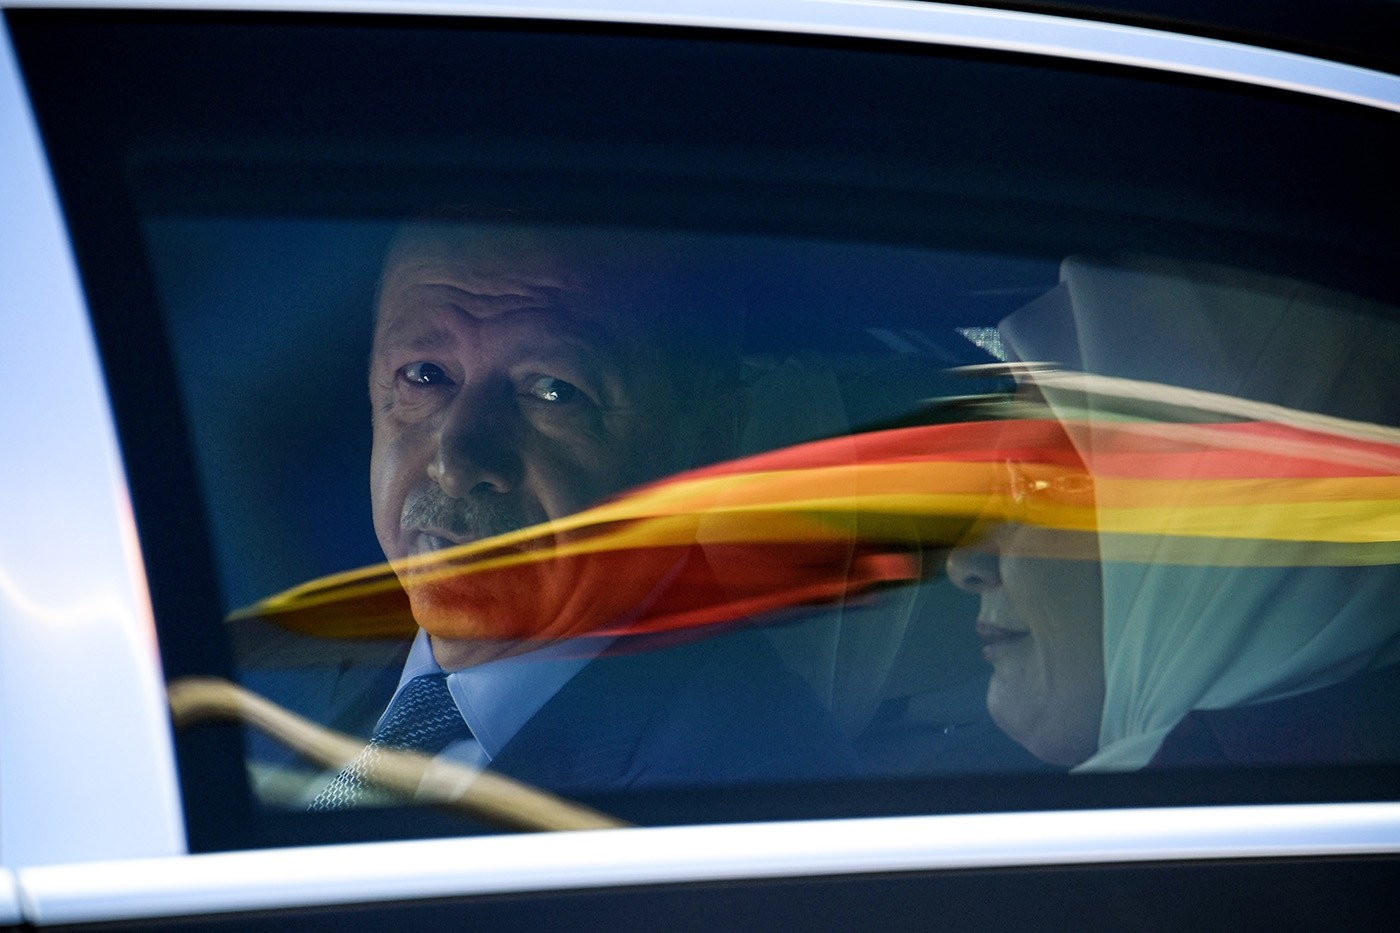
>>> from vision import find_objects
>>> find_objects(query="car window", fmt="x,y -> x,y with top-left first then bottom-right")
11,8 -> 1400,850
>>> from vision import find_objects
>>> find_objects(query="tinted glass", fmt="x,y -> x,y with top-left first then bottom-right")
13,10 -> 1400,848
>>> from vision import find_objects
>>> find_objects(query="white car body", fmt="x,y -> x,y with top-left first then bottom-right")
3,1 -> 1399,927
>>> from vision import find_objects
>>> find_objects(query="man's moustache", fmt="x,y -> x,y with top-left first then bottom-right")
399,486 -> 530,543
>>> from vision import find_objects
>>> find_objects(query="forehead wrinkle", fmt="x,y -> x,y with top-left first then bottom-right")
412,280 -> 593,319
379,329 -> 459,361
386,248 -> 591,301
373,307 -> 463,355
383,265 -> 637,339
381,276 -> 623,341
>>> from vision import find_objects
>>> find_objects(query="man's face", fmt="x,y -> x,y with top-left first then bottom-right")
369,227 -> 686,665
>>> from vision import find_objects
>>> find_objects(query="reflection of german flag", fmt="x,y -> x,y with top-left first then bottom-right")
233,418 -> 1400,641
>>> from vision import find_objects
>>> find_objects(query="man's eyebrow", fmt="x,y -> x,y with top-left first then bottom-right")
550,314 -> 621,354
373,322 -> 460,355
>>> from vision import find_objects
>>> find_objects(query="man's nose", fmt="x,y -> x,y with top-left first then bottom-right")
427,386 -> 524,499
945,541 -> 1002,594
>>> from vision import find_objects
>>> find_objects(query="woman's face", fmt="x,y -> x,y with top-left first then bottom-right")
946,522 -> 1106,766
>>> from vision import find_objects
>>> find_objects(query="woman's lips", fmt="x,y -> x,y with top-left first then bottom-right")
975,621 -> 1029,660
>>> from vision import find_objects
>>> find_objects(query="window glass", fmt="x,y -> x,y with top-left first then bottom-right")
13,10 -> 1400,847
146,217 -> 1060,812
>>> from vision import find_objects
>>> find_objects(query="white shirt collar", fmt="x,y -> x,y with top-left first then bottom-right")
389,629 -> 606,761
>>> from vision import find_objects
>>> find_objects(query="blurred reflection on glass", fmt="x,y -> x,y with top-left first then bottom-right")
230,241 -> 1400,797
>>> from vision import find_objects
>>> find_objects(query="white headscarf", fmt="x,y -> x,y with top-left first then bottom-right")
1000,257 -> 1400,770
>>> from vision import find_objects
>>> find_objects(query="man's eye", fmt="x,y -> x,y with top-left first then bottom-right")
399,361 -> 452,387
526,375 -> 579,403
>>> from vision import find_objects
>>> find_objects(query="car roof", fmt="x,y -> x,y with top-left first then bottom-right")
995,0 -> 1400,75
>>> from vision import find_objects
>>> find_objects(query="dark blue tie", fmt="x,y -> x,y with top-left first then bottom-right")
310,673 -> 472,810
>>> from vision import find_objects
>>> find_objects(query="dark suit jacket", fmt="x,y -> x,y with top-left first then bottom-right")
1149,664 -> 1400,768
484,630 -> 861,792
245,625 -> 860,797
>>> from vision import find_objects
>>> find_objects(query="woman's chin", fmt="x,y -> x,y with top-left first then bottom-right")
986,678 -> 1099,768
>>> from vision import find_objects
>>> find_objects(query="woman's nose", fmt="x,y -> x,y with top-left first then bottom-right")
946,542 -> 1002,594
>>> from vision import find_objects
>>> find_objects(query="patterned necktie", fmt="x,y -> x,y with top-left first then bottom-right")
310,672 -> 472,811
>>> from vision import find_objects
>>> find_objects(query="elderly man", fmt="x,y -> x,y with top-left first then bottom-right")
310,222 -> 858,806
